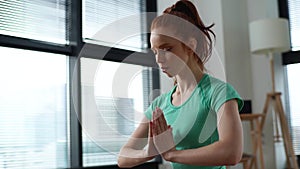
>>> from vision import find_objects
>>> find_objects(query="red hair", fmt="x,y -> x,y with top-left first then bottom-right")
151,0 -> 215,71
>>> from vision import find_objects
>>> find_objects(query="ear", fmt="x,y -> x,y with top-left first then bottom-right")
187,37 -> 197,52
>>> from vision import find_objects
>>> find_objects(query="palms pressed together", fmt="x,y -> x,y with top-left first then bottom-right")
146,107 -> 176,160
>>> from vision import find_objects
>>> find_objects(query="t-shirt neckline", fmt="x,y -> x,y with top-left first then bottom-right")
168,73 -> 208,109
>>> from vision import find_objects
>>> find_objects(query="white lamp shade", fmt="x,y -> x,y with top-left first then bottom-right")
249,18 -> 291,55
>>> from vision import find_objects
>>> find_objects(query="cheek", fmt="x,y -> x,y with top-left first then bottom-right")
166,54 -> 188,74
173,46 -> 190,61
170,52 -> 189,66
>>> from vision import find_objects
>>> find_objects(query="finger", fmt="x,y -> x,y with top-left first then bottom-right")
152,110 -> 156,135
152,111 -> 158,136
154,118 -> 161,135
156,118 -> 164,134
149,121 -> 153,137
156,108 -> 167,133
153,107 -> 162,135
155,115 -> 164,135
158,112 -> 167,131
154,107 -> 160,120
153,107 -> 168,135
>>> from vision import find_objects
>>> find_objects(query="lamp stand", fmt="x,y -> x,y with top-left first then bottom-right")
268,52 -> 281,142
260,52 -> 299,169
269,52 -> 276,93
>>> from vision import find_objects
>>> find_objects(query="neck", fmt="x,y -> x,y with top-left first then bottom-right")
175,64 -> 204,95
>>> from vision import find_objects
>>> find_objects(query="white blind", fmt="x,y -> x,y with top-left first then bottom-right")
286,0 -> 300,156
80,58 -> 152,166
286,64 -> 300,155
82,0 -> 147,51
0,47 -> 69,168
288,0 -> 300,51
0,0 -> 67,44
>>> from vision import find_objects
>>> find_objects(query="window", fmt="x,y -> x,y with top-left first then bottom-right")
80,58 -> 153,166
0,0 -> 68,44
287,0 -> 300,51
80,0 -> 158,166
279,0 -> 300,156
286,64 -> 300,155
0,47 -> 69,168
0,0 -> 158,168
82,0 -> 147,51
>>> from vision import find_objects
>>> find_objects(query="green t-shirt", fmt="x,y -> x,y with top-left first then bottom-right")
144,74 -> 243,169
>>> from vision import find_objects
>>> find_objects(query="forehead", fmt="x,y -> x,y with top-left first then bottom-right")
151,26 -> 178,39
150,33 -> 176,44
150,27 -> 184,47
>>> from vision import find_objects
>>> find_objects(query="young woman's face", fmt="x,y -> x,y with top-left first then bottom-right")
150,27 -> 190,77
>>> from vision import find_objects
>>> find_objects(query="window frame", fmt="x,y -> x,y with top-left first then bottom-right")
278,0 -> 300,65
0,0 -> 160,168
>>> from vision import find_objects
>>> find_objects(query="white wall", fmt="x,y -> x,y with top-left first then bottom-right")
221,0 -> 253,100
220,1 -> 253,168
247,0 -> 287,168
191,0 -> 227,82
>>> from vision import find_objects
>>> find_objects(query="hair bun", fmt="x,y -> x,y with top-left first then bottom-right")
169,1 -> 197,24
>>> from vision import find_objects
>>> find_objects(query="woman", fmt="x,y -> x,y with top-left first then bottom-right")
118,0 -> 244,168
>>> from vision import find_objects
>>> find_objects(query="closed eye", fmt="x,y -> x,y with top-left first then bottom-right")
162,47 -> 172,52
160,47 -> 172,53
150,45 -> 172,55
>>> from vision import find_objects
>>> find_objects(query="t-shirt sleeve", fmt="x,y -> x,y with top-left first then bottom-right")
143,94 -> 163,120
144,92 -> 170,120
211,83 -> 244,113
144,103 -> 154,120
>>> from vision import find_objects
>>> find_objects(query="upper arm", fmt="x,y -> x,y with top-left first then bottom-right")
217,99 -> 243,152
122,116 -> 150,150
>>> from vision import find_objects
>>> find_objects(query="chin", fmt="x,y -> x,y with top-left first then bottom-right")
164,71 -> 173,78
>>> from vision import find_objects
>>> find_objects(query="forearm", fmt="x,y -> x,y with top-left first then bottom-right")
118,147 -> 153,168
165,140 -> 242,166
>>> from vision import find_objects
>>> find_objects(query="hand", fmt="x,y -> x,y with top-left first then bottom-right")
145,121 -> 159,158
152,107 -> 176,158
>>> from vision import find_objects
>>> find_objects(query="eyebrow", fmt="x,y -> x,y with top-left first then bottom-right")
151,43 -> 172,50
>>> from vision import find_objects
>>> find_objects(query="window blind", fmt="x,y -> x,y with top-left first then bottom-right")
287,0 -> 300,51
0,0 -> 67,44
81,58 -> 153,166
286,0 -> 300,155
82,0 -> 147,51
286,64 -> 300,155
0,47 -> 69,168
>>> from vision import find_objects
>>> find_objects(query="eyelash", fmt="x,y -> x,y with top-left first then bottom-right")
162,47 -> 171,52
152,47 -> 172,55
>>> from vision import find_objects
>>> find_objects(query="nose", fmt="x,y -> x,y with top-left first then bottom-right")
155,50 -> 165,63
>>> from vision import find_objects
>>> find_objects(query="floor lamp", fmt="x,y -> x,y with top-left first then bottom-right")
249,18 -> 299,169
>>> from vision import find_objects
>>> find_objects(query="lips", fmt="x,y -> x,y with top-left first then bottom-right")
160,67 -> 168,72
